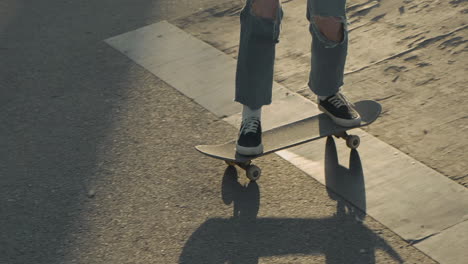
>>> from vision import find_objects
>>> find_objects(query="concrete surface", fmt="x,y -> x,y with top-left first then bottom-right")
0,0 -> 464,263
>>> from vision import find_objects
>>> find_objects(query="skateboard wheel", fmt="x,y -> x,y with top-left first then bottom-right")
346,135 -> 360,149
246,165 -> 261,181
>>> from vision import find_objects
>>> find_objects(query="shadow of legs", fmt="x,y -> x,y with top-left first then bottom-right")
324,136 -> 366,219
221,165 -> 260,221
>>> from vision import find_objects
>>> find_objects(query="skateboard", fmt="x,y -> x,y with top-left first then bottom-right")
195,100 -> 381,181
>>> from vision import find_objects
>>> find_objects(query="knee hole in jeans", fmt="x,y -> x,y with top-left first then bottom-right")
251,0 -> 280,20
312,16 -> 346,43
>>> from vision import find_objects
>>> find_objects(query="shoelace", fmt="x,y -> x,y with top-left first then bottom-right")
241,117 -> 260,134
328,93 -> 352,109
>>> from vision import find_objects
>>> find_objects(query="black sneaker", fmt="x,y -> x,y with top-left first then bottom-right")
236,117 -> 263,156
318,92 -> 361,127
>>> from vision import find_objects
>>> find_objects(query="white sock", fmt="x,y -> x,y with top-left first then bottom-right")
318,88 -> 342,101
242,105 -> 261,121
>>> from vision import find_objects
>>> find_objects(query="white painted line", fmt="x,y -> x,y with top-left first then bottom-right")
277,131 -> 468,240
417,220 -> 468,264
223,83 -> 321,131
105,21 -> 241,117
105,21 -> 468,264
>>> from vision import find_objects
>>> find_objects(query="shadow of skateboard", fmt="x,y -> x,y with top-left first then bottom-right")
196,100 -> 381,181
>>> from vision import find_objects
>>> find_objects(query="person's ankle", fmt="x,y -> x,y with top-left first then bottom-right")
318,95 -> 328,101
242,105 -> 262,121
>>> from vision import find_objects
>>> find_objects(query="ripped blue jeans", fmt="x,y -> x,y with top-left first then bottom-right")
235,0 -> 348,109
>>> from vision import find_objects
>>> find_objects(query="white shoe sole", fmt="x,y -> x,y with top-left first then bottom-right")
318,105 -> 362,127
236,144 -> 264,156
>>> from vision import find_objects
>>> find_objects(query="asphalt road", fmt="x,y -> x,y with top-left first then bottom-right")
0,0 -> 437,263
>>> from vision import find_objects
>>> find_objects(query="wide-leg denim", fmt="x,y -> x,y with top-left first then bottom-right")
235,0 -> 348,109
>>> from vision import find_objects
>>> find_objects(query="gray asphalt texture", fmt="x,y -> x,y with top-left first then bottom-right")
0,0 -> 437,263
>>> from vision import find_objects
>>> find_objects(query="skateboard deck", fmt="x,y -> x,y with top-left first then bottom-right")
195,100 -> 381,180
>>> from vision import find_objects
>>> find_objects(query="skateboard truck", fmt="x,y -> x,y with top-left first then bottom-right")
334,131 -> 360,149
224,132 -> 359,182
224,160 -> 262,181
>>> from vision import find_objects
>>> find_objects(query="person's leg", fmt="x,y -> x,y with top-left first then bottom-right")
235,0 -> 283,109
306,0 -> 347,97
307,0 -> 361,127
235,0 -> 283,155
